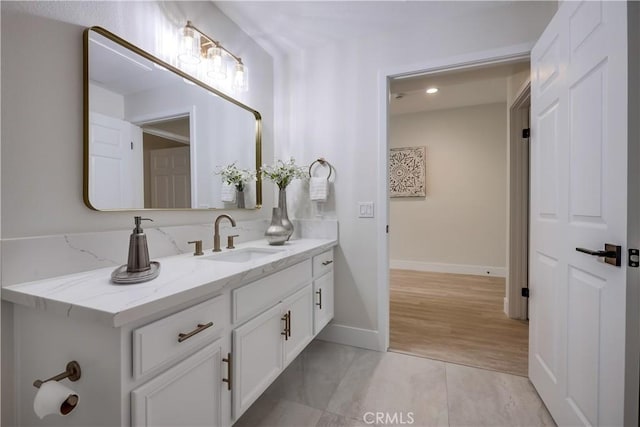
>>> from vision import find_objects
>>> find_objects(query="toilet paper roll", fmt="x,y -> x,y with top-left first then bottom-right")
33,381 -> 79,419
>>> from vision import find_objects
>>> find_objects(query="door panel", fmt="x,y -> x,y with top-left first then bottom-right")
313,271 -> 334,335
529,1 -> 629,426
232,304 -> 284,420
149,146 -> 191,208
89,112 -> 128,209
131,341 -> 222,427
569,61 -> 606,222
283,284 -> 314,366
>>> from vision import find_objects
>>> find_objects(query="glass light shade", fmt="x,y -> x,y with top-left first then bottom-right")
207,47 -> 227,80
177,26 -> 201,65
233,63 -> 248,92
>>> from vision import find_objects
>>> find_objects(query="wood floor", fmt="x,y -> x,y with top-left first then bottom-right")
390,269 -> 529,376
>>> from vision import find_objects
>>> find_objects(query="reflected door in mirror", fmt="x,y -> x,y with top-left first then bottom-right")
89,112 -> 143,209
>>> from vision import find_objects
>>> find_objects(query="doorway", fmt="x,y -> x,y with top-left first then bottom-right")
138,115 -> 192,209
386,61 -> 531,376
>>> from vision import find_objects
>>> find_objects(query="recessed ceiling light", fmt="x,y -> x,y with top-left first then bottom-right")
426,87 -> 439,94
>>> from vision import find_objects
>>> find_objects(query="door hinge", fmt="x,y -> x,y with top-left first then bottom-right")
629,249 -> 639,268
522,128 -> 530,138
386,225 -> 389,233
130,141 -> 134,150
521,288 -> 529,298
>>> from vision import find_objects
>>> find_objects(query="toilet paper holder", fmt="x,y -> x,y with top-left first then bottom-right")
33,361 -> 82,388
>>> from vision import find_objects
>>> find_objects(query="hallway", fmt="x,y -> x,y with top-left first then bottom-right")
390,270 -> 528,376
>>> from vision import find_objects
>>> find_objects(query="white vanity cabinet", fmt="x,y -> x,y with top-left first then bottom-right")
131,338 -> 229,427
312,249 -> 335,334
130,296 -> 232,427
5,240 -> 336,427
282,285 -> 314,364
231,261 -> 314,419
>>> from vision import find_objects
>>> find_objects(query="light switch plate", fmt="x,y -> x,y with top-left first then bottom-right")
358,202 -> 375,218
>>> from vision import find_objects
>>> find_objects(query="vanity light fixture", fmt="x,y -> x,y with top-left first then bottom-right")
179,21 -> 248,92
426,87 -> 439,94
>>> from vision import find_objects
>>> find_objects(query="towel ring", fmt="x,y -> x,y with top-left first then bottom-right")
309,158 -> 333,181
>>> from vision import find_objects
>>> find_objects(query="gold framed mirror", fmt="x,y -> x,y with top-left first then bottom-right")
83,27 -> 262,211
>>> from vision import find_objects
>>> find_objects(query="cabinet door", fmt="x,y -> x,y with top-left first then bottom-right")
283,284 -> 314,366
232,303 -> 285,420
131,340 -> 223,427
313,270 -> 334,334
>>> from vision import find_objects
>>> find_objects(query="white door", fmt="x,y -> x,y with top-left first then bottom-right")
283,284 -> 314,365
313,271 -> 334,334
149,146 -> 191,208
89,112 -> 143,209
529,1 -> 631,425
232,303 -> 284,420
131,341 -> 223,427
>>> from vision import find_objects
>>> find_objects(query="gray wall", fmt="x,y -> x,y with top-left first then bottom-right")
389,103 -> 508,274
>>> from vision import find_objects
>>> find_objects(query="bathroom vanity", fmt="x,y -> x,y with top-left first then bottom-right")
2,237 -> 336,426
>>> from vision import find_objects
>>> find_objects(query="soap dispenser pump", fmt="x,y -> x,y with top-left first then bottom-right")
127,216 -> 153,273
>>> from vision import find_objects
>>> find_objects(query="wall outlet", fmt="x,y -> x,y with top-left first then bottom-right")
358,202 -> 375,218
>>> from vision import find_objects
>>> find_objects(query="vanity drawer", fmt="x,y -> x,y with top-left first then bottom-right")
233,259 -> 312,324
313,249 -> 334,277
132,295 -> 227,379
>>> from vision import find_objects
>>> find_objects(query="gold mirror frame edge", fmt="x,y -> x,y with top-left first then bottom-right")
82,26 -> 263,212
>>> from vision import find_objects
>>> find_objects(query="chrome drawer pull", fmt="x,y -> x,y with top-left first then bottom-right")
321,260 -> 333,266
178,322 -> 213,343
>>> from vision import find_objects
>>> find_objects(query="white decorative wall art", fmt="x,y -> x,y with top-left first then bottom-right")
389,146 -> 426,197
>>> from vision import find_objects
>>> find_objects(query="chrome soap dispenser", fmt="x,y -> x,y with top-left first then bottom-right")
111,216 -> 161,284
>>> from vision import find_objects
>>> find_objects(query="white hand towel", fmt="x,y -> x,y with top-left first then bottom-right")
309,177 -> 329,202
221,182 -> 236,203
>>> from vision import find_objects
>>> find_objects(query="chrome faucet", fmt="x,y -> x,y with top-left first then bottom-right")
213,214 -> 237,252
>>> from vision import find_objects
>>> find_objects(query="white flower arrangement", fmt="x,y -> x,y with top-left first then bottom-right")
261,157 -> 307,189
215,163 -> 256,192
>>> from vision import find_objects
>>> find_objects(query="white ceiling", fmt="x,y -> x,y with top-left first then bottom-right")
215,1 -> 514,55
389,61 -> 529,115
89,30 -> 178,95
214,2 -> 534,114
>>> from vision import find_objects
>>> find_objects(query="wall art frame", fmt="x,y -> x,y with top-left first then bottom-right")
389,146 -> 426,197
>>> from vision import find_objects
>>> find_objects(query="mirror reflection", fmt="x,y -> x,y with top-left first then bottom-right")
84,27 -> 261,210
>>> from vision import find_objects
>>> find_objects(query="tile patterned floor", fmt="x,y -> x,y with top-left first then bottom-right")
235,340 -> 555,427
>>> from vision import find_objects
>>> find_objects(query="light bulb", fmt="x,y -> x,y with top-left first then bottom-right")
233,62 -> 247,91
207,47 -> 226,80
178,26 -> 201,65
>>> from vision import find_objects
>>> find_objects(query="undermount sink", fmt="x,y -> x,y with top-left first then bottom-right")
200,247 -> 284,263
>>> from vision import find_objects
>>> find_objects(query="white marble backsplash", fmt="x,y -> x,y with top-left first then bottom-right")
1,219 -> 337,287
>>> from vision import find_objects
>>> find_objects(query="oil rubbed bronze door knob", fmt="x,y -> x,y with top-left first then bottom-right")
576,243 -> 621,266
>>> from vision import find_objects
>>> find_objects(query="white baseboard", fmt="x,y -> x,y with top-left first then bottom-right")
316,323 -> 381,351
390,259 -> 506,278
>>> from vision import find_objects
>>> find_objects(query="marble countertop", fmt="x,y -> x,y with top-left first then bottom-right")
1,238 -> 337,327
